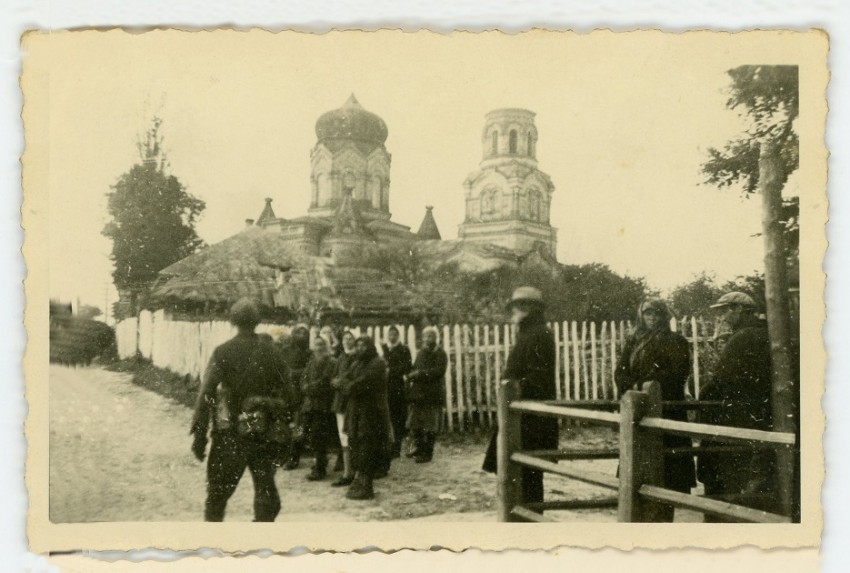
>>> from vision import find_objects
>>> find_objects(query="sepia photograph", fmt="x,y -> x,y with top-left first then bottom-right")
22,28 -> 827,552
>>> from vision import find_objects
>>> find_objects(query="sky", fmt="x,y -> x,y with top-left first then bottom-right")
36,30 -> 803,316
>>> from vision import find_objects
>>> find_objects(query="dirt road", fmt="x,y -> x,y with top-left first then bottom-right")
49,365 -> 622,523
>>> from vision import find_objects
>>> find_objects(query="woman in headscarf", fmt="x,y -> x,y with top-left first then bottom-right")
405,326 -> 448,463
329,330 -> 357,487
341,335 -> 390,500
615,298 -> 696,519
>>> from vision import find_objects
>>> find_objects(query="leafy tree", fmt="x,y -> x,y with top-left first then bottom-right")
668,272 -> 725,317
700,65 -> 799,518
103,117 -> 205,313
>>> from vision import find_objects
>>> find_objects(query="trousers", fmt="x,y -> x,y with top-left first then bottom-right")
205,430 -> 281,522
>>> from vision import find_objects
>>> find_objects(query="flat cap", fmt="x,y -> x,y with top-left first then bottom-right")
710,291 -> 756,309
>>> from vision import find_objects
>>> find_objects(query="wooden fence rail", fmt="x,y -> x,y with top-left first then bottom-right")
498,379 -> 797,523
114,312 -> 723,433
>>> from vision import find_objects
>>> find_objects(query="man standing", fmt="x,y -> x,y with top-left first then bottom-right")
190,298 -> 296,522
300,337 -> 338,481
382,326 -> 413,459
698,291 -> 777,519
278,324 -> 312,470
483,287 -> 559,506
406,326 -> 447,464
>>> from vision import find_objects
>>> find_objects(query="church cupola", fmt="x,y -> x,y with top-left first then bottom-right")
309,95 -> 392,223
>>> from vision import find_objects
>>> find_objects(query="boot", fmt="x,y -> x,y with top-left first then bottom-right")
414,432 -> 435,464
406,430 -> 423,458
331,447 -> 354,486
346,474 -> 375,500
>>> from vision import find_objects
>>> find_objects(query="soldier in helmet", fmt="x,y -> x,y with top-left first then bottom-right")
697,291 -> 777,519
190,298 -> 297,522
482,287 -> 559,508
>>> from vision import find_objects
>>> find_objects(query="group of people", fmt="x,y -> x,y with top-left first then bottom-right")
482,286 -> 782,522
189,300 -> 449,520
189,284 -> 784,522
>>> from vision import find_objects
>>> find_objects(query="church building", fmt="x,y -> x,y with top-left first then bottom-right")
148,96 -> 560,323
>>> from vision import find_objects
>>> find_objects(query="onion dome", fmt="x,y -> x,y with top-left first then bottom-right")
315,94 -> 388,147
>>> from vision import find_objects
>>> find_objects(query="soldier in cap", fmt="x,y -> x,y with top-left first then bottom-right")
697,291 -> 777,519
190,298 -> 297,522
483,287 -> 559,508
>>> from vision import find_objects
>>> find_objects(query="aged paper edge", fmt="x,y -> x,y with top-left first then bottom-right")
22,28 -> 828,553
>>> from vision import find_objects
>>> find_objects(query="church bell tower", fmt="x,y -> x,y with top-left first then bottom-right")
457,108 -> 557,257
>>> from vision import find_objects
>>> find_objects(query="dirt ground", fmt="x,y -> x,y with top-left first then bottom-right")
49,364 -> 664,523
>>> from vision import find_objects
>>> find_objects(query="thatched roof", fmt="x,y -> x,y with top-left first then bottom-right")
151,225 -> 429,321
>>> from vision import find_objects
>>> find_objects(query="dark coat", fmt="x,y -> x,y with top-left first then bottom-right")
616,326 -> 696,492
382,343 -> 413,401
278,335 -> 311,409
407,344 -> 448,407
300,354 -> 337,413
506,314 -> 559,450
191,332 -> 295,437
331,350 -> 356,414
342,347 -> 391,444
698,318 -> 775,496
483,313 -> 558,473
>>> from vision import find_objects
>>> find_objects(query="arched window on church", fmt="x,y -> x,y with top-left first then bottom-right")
527,132 -> 535,157
491,130 -> 499,155
481,188 -> 499,217
509,130 -> 518,154
528,190 -> 541,220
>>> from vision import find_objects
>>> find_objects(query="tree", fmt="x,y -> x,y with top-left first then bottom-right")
701,65 -> 799,518
103,117 -> 205,314
668,272 -> 725,317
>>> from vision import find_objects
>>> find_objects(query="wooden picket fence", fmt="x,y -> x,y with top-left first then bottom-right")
114,312 -> 721,433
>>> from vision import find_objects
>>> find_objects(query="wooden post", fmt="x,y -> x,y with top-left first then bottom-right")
497,378 -> 523,522
571,321 -> 580,400
562,321 -> 571,402
454,324 -> 465,429
473,324 -> 483,424
581,322 -> 589,400
485,324 -> 494,426
600,321 -> 608,400
618,381 -> 665,522
610,321 -> 619,400
553,321 -> 562,400
590,322 -> 599,400
691,316 -> 700,399
442,325 -> 455,432
408,325 -> 417,362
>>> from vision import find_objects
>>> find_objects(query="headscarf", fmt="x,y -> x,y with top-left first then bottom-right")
340,330 -> 356,355
629,298 -> 673,370
355,335 -> 379,363
422,326 -> 441,348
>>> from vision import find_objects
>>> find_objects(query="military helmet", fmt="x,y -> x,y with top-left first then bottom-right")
230,297 -> 260,327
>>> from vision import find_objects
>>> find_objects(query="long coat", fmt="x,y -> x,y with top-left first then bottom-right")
383,343 -> 413,401
342,349 -> 390,445
615,327 -> 696,492
483,314 -> 559,473
331,350 -> 356,414
300,355 -> 337,413
407,344 -> 447,407
698,319 -> 775,498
